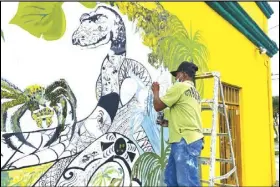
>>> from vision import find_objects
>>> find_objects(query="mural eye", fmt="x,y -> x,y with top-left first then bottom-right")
80,13 -> 90,23
98,117 -> 103,124
102,67 -> 106,70
98,26 -> 102,31
95,15 -> 101,22
114,138 -> 127,156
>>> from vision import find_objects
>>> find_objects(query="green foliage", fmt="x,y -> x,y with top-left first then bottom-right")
80,2 -> 115,8
132,144 -> 170,187
273,96 -> 279,117
133,153 -> 161,186
131,126 -> 171,187
89,165 -> 123,186
1,162 -> 53,186
114,2 -> 209,96
109,178 -> 122,187
10,2 -> 66,41
79,2 -> 97,9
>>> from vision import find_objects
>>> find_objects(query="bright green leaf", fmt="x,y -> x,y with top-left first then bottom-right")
80,2 -> 97,9
10,2 -> 66,41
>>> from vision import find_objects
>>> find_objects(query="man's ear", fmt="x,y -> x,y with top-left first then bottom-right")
183,72 -> 189,79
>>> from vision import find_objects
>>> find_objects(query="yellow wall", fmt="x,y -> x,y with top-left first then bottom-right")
161,2 -> 275,186
239,2 -> 269,33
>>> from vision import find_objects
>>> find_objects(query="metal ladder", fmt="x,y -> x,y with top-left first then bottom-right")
195,71 -> 239,187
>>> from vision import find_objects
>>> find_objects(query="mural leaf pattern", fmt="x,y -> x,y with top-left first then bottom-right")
88,166 -> 123,186
132,126 -> 171,187
113,2 -> 209,96
1,163 -> 53,186
10,2 -> 66,41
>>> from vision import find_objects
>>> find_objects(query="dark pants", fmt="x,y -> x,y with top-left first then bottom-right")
164,138 -> 203,187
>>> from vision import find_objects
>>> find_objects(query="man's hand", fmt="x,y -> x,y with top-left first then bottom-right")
156,119 -> 168,127
152,82 -> 160,94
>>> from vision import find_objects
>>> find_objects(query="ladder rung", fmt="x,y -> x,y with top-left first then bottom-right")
196,74 -> 214,79
201,99 -> 213,104
203,132 -> 229,136
203,128 -> 228,136
195,72 -> 220,79
203,128 -> 212,134
214,167 -> 236,181
201,104 -> 225,115
201,104 -> 224,109
201,100 -> 226,106
201,180 -> 237,187
199,157 -> 233,165
201,105 -> 212,111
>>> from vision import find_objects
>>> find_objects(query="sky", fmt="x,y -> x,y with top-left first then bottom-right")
269,2 -> 279,96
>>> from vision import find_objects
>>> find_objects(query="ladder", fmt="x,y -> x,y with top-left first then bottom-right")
195,71 -> 239,187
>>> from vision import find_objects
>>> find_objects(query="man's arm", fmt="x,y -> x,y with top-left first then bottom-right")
152,81 -> 181,112
153,90 -> 167,112
152,82 -> 167,112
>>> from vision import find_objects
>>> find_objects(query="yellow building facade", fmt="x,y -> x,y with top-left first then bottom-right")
161,2 -> 277,186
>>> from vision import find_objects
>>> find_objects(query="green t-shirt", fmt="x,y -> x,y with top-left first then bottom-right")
161,80 -> 203,144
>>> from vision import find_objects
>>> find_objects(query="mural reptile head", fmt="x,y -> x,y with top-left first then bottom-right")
72,5 -> 126,54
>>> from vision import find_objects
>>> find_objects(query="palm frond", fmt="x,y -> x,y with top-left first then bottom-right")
109,178 -> 122,187
132,152 -> 161,186
166,15 -> 187,38
146,164 -> 161,186
163,145 -> 171,167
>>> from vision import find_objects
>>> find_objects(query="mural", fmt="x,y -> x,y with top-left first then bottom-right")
1,2 -> 208,186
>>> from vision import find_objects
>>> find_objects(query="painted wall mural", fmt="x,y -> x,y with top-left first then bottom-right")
1,2 -> 208,186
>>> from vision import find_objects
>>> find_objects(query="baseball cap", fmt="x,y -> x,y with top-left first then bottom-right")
170,61 -> 199,78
